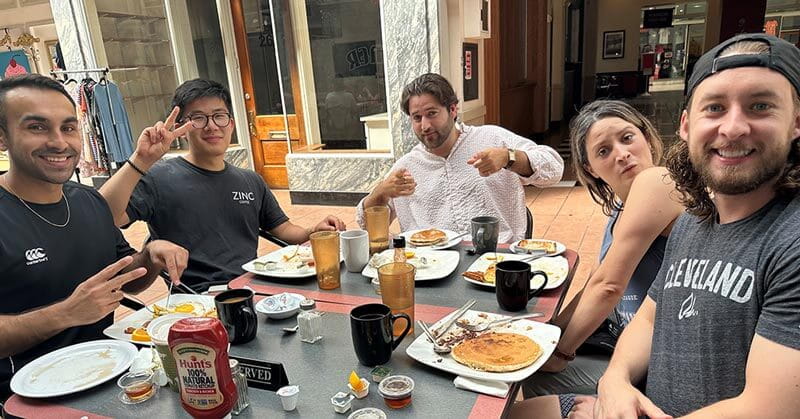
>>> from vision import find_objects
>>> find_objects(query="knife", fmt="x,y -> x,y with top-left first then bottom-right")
430,232 -> 469,250
432,298 -> 477,338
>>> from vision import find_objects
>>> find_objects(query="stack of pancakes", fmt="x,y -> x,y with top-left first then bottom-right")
409,229 -> 447,246
451,332 -> 542,372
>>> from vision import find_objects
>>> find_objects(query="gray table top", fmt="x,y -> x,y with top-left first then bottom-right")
9,310 -> 493,418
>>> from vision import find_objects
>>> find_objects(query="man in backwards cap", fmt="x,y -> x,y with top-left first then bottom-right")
591,33 -> 800,418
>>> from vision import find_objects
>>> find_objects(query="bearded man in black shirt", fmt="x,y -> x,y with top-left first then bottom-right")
0,75 -> 188,401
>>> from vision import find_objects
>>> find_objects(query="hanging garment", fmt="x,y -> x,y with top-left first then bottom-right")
92,80 -> 134,162
65,80 -> 107,177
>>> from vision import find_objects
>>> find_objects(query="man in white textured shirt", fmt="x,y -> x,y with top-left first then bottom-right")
356,73 -> 564,242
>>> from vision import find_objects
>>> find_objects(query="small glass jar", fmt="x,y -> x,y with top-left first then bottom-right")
230,359 -> 250,415
378,375 -> 414,409
393,237 -> 406,263
298,299 -> 323,344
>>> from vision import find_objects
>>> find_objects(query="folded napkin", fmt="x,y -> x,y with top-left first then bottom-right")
453,376 -> 509,398
129,347 -> 169,387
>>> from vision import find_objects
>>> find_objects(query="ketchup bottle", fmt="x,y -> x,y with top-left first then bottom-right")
169,318 -> 238,418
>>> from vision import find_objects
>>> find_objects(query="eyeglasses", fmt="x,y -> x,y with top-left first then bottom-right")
184,113 -> 232,129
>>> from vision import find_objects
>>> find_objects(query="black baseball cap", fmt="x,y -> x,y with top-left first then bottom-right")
686,33 -> 800,100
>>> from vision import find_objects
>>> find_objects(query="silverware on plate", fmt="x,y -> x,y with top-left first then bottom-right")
432,299 -> 476,338
456,312 -> 544,332
416,320 -> 451,354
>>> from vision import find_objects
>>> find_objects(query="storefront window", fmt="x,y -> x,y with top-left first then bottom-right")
640,2 -> 706,84
766,1 -> 800,47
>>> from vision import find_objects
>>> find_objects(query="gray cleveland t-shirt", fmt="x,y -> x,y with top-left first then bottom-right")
127,157 -> 288,291
646,196 -> 800,416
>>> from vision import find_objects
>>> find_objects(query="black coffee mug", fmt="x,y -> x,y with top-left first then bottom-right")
214,289 -> 258,344
495,260 -> 549,312
350,303 -> 411,366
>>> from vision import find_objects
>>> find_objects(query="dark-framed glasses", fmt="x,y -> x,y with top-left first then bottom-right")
185,112 -> 232,129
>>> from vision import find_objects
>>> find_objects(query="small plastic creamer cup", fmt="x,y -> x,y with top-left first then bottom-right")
277,385 -> 300,411
147,313 -> 191,391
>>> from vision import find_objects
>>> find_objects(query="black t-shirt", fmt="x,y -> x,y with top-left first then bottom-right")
126,157 -> 288,291
0,182 -> 135,399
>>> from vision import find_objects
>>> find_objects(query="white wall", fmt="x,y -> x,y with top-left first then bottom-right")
442,0 -> 486,126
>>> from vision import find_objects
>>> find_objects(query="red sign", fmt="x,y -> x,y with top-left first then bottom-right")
465,50 -> 473,80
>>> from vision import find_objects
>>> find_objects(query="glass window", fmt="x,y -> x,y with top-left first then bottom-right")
305,0 -> 386,150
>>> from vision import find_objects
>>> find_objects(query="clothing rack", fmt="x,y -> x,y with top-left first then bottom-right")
50,67 -> 110,78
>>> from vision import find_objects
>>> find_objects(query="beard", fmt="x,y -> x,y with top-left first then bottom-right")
415,119 -> 455,150
688,132 -> 792,195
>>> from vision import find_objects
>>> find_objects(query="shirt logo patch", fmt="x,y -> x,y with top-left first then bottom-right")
232,191 -> 255,204
25,248 -> 48,265
678,292 -> 699,320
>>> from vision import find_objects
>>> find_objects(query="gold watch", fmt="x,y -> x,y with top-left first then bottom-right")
505,148 -> 516,169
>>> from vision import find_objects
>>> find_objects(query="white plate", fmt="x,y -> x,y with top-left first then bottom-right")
104,294 -> 216,343
11,339 -> 138,398
509,239 -> 566,256
400,229 -> 464,250
406,310 -> 561,383
255,292 -> 305,319
462,254 -> 569,290
361,249 -> 460,281
242,245 -> 344,278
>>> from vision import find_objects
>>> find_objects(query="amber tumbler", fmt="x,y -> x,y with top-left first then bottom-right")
378,262 -> 415,336
364,205 -> 390,255
310,231 -> 341,290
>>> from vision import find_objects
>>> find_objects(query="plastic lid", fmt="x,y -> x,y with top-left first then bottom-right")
378,375 -> 414,399
277,385 -> 299,397
299,299 -> 316,310
392,236 -> 406,248
146,313 -> 192,345
348,407 -> 387,419
229,359 -> 239,369
331,391 -> 354,407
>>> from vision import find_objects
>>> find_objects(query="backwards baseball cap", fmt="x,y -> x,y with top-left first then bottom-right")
686,33 -> 800,99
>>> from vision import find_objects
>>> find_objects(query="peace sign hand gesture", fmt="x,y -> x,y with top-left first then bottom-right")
131,106 -> 193,170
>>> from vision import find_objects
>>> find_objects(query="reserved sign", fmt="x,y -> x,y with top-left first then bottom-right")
229,355 -> 289,391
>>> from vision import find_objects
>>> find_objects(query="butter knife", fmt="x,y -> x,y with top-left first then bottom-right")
432,298 -> 476,338
431,232 -> 469,250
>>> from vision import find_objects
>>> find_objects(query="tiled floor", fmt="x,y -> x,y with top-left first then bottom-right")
116,186 -> 605,319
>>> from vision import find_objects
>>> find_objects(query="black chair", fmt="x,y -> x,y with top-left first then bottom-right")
525,207 -> 534,239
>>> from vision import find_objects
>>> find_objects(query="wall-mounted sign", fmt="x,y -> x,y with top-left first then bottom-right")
463,43 -> 479,101
643,8 -> 674,29
333,40 -> 377,78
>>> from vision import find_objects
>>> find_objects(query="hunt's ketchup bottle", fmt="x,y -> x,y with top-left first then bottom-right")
169,318 -> 237,418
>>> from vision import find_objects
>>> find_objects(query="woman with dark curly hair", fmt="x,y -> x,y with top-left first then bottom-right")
512,100 -> 684,418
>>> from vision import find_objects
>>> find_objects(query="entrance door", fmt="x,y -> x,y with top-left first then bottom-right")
230,0 -> 306,189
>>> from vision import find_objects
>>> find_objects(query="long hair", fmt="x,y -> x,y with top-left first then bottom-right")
669,40 -> 800,220
570,100 -> 664,216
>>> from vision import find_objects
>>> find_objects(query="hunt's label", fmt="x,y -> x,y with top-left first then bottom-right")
173,343 -> 224,410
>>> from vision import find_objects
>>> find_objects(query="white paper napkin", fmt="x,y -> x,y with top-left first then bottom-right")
453,376 -> 509,398
129,347 -> 168,386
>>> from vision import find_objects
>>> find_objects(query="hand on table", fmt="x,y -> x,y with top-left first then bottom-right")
467,147 -> 509,177
60,256 -> 147,326
312,215 -> 347,233
131,106 -> 193,170
145,239 -> 189,284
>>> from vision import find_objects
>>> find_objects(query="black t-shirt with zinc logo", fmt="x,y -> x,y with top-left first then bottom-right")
0,182 -> 135,400
126,157 -> 288,292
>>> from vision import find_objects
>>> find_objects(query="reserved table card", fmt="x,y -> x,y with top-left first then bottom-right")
229,355 -> 289,391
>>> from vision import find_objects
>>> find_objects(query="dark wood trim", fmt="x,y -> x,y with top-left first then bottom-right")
484,0 -> 500,125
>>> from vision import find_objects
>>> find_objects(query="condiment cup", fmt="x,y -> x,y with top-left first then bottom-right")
348,377 -> 370,399
277,385 -> 300,411
117,369 -> 157,404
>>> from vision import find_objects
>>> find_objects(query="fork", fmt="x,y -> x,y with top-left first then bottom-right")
432,298 -> 477,338
455,312 -> 544,332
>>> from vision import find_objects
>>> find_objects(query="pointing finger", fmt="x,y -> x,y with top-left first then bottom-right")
164,106 -> 181,128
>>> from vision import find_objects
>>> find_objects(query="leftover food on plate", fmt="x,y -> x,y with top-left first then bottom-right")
409,229 -> 447,246
451,332 -> 542,372
152,302 -> 216,318
517,239 -> 557,254
368,251 -> 436,270
252,246 -> 315,272
463,264 -> 497,284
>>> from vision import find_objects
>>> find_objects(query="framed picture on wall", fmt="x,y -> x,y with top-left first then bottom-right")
603,30 -> 625,59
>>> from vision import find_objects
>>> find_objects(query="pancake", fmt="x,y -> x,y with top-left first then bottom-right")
462,264 -> 497,284
517,239 -> 557,254
451,332 -> 542,372
409,229 -> 447,246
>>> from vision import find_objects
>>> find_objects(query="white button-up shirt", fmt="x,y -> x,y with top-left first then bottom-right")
357,124 -> 564,243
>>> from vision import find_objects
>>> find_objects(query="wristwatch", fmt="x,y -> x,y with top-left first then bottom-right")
505,148 -> 516,169
552,347 -> 576,362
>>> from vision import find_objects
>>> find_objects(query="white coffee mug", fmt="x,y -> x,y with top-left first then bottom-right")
340,230 -> 370,273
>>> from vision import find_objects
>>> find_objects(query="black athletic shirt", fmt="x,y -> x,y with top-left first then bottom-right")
0,182 -> 134,400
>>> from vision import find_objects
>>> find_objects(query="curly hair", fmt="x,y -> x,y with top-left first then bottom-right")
570,100 -> 664,216
669,40 -> 800,221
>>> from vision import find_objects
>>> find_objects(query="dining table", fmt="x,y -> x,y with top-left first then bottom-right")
3,243 -> 579,419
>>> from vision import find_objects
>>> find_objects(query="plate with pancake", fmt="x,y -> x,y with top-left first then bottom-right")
510,239 -> 566,256
462,253 -> 569,290
401,228 -> 462,249
406,310 -> 561,382
361,248 -> 461,281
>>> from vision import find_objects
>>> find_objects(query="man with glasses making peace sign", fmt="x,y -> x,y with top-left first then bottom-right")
101,79 -> 344,293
